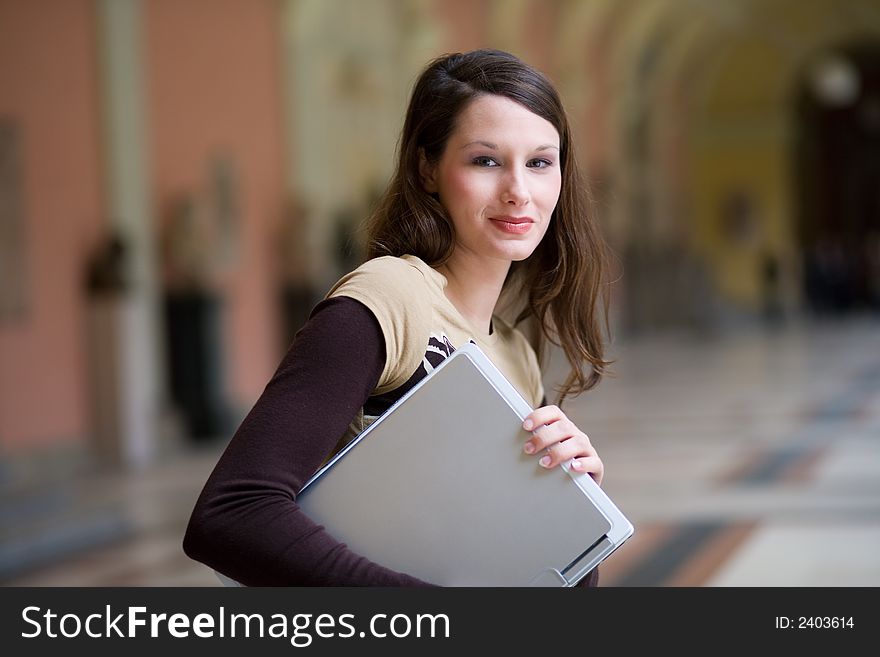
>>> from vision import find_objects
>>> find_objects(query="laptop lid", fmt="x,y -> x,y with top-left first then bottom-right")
297,341 -> 633,586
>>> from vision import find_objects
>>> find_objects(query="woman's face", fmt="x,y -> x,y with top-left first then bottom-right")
422,94 -> 562,265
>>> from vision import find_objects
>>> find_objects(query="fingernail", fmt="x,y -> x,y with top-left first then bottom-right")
539,455 -> 551,467
571,460 -> 582,470
522,419 -> 533,431
524,442 -> 535,454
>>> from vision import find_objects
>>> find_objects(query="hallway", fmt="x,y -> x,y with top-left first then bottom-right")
4,316 -> 879,586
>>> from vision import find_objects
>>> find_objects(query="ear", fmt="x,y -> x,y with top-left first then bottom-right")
418,148 -> 438,194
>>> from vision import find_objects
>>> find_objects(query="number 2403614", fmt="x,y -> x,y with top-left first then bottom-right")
776,617 -> 854,629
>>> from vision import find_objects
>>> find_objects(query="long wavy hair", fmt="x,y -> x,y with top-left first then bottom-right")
364,49 -> 612,404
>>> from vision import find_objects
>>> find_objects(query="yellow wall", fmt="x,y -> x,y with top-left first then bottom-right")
690,37 -> 793,310
691,132 -> 792,308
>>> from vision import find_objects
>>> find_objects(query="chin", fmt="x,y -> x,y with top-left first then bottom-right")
498,245 -> 540,263
512,237 -> 544,257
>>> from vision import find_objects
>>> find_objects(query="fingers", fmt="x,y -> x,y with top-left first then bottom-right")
534,433 -> 594,469
571,455 -> 604,485
522,407 -> 582,457
522,405 -> 564,432
526,417 -> 578,449
522,405 -> 603,484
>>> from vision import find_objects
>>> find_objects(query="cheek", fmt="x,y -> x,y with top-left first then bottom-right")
538,174 -> 562,209
442,169 -> 488,206
536,216 -> 553,243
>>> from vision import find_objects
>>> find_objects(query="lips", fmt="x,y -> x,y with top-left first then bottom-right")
489,216 -> 535,234
490,216 -> 534,224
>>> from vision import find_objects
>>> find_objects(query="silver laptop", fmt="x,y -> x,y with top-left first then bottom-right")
295,341 -> 633,587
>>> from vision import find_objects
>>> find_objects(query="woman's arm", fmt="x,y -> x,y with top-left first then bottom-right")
183,296 -> 432,586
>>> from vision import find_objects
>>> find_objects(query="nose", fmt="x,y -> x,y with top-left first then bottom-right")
500,169 -> 530,206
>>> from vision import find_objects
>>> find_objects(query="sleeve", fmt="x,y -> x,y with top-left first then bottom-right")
326,257 -> 432,394
577,567 -> 600,587
182,296 -> 434,586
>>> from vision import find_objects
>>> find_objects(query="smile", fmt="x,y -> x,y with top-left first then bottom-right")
489,216 -> 535,235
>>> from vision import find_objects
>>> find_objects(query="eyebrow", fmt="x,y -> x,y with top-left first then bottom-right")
460,140 -> 559,152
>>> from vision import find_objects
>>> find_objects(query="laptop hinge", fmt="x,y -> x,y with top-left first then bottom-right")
560,536 -> 614,586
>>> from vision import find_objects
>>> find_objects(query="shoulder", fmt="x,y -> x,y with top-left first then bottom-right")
326,256 -> 429,300
326,256 -> 437,393
326,255 -> 446,326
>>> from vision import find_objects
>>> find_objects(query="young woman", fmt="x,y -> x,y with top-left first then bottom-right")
184,49 -> 612,586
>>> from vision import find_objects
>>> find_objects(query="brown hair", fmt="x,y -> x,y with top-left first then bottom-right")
365,49 -> 612,404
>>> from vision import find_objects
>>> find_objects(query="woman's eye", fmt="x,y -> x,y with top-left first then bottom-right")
472,156 -> 500,167
527,158 -> 554,169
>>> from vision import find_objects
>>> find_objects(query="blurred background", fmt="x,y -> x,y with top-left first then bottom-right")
1,0 -> 879,586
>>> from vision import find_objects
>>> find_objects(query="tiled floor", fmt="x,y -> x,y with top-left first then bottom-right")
572,315 -> 880,586
4,315 -> 879,586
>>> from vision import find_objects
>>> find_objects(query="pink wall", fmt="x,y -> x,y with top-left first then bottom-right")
0,0 -> 103,452
145,0 -> 285,407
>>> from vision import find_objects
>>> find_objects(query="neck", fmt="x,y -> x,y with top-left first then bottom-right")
437,251 -> 510,335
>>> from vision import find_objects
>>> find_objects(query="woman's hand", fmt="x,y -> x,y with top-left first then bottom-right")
522,405 -> 604,486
